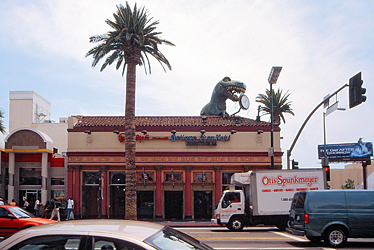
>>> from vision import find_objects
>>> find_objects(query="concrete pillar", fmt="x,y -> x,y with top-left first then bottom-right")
184,165 -> 192,219
41,152 -> 49,203
214,165 -> 222,205
155,165 -> 163,219
7,152 -> 15,203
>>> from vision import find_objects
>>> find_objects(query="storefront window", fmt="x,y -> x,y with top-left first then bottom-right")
51,190 -> 65,201
194,173 -> 211,182
165,173 -> 182,182
138,172 -> 154,181
51,190 -> 66,209
222,172 -> 234,184
83,172 -> 100,185
19,168 -> 41,185
222,172 -> 234,191
111,172 -> 126,184
51,177 -> 64,185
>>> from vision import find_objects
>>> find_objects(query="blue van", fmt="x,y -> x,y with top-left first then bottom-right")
287,190 -> 374,247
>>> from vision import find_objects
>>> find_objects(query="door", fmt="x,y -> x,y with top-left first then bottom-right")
109,172 -> 126,218
82,172 -> 100,218
194,191 -> 212,220
137,191 -> 154,219
110,185 -> 125,218
220,191 -> 243,223
82,186 -> 99,218
164,191 -> 183,220
19,190 -> 41,213
0,207 -> 18,236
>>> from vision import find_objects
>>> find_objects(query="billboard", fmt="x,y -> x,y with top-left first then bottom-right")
318,141 -> 373,162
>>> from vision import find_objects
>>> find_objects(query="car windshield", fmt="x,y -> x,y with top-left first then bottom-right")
144,226 -> 213,250
7,206 -> 35,218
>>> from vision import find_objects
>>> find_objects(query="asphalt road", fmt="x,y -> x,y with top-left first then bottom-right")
176,226 -> 374,250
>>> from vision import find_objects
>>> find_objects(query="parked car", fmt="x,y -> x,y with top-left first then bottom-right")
287,190 -> 374,247
0,219 -> 214,250
0,205 -> 56,236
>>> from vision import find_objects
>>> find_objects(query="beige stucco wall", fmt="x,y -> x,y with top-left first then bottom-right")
9,91 -> 68,155
30,123 -> 68,155
9,91 -> 51,132
67,130 -> 280,154
330,162 -> 374,189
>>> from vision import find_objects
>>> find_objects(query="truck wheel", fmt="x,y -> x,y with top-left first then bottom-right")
324,226 -> 347,248
228,218 -> 244,231
276,222 -> 287,231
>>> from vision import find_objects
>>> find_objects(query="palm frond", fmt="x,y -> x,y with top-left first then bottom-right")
255,88 -> 295,125
86,1 -> 174,75
0,109 -> 6,134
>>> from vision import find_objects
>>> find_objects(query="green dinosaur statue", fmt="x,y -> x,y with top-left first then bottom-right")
200,77 -> 246,116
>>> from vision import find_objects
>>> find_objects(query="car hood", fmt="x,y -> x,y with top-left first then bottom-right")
18,217 -> 57,225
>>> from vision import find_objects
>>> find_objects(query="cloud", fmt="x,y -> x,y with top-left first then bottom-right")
0,0 -> 373,169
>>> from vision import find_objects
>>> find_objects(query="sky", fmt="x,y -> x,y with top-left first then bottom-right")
0,0 -> 373,169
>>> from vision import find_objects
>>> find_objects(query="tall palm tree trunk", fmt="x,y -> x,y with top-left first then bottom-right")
125,62 -> 137,220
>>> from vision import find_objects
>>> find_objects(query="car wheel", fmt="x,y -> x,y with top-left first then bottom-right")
324,226 -> 347,248
228,217 -> 244,231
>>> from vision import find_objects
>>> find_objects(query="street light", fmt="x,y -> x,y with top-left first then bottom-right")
268,66 -> 282,169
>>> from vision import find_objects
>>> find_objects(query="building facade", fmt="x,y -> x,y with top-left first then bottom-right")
67,115 -> 282,219
0,91 -> 67,209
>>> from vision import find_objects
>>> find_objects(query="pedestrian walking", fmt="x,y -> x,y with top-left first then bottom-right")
0,198 -> 4,205
10,199 -> 16,206
23,198 -> 29,210
66,196 -> 74,220
43,200 -> 51,218
34,199 -> 40,216
50,198 -> 60,222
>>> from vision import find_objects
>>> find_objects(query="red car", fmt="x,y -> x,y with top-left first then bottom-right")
0,205 -> 56,236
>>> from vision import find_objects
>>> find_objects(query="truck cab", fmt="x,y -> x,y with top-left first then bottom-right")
212,189 -> 247,231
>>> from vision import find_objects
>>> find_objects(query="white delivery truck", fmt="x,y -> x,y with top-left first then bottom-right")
212,169 -> 326,231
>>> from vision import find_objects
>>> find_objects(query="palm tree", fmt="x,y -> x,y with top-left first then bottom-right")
86,2 -> 174,220
256,88 -> 295,125
0,109 -> 6,134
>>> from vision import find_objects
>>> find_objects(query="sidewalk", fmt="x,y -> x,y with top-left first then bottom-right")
141,219 -> 220,227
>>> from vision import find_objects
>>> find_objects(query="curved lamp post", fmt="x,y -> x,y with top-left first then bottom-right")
268,66 -> 282,169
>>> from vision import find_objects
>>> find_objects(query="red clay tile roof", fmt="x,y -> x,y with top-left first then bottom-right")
74,116 -> 270,128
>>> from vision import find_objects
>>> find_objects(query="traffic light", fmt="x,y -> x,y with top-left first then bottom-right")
349,72 -> 366,109
292,159 -> 299,169
324,166 -> 330,181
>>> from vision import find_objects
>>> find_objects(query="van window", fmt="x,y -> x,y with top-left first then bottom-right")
291,192 -> 306,209
295,193 -> 306,208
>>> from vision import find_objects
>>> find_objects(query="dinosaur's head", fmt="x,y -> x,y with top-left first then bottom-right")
216,77 -> 246,101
